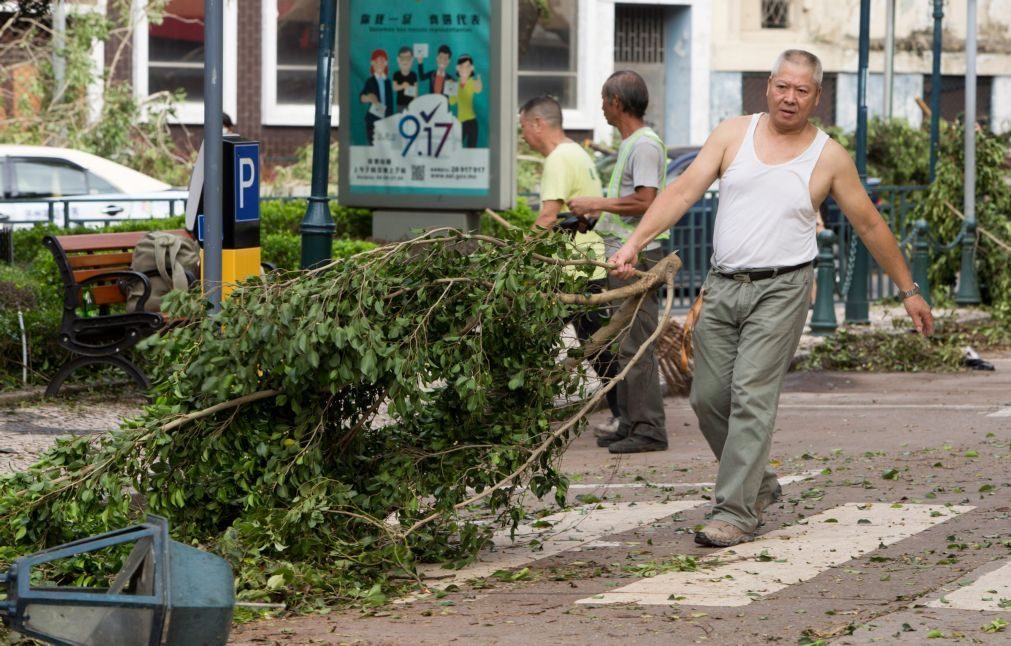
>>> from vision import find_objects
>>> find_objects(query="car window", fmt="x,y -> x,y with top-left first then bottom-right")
86,171 -> 119,194
12,159 -> 88,198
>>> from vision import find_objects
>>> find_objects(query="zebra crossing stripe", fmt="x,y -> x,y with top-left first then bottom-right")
987,406 -> 1011,417
566,470 -> 820,491
417,500 -> 704,589
926,561 -> 1011,611
576,502 -> 975,607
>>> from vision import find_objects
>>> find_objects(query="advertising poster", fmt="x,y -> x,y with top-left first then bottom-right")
345,0 -> 492,199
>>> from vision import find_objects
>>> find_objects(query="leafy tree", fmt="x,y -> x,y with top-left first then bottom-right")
0,1 -> 190,185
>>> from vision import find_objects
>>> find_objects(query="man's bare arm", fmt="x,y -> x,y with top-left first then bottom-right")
534,199 -> 563,230
568,186 -> 657,219
827,143 -> 934,335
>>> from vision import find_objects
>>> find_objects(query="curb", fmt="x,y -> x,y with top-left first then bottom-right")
0,380 -> 136,407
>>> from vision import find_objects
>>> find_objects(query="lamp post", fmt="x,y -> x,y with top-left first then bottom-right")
928,0 -> 944,182
883,0 -> 895,119
300,0 -> 339,269
844,0 -> 871,325
955,0 -> 982,304
204,0 -> 224,313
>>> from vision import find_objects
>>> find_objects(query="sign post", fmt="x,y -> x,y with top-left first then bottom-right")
337,0 -> 516,239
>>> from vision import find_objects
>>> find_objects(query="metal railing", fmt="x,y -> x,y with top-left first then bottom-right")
824,185 -> 929,302
0,195 -> 185,229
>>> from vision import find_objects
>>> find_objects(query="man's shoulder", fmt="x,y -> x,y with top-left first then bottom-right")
713,115 -> 753,140
546,142 -> 595,169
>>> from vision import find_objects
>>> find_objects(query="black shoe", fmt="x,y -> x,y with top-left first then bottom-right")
607,436 -> 668,454
596,430 -> 628,447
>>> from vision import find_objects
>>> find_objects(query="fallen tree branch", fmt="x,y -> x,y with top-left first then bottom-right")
402,255 -> 679,539
160,389 -> 281,432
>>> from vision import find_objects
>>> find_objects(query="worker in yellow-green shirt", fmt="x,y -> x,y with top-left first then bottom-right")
451,54 -> 483,148
519,95 -> 622,431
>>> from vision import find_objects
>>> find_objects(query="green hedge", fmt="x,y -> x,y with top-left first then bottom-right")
3,202 -> 376,387
0,264 -> 63,389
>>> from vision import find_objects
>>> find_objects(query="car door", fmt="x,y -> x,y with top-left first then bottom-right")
9,157 -> 133,227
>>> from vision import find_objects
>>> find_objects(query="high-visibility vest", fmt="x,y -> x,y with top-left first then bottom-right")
595,127 -> 669,242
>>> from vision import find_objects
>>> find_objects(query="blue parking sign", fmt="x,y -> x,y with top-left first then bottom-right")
233,143 -> 259,222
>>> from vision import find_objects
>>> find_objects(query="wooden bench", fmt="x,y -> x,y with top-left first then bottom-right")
42,229 -> 196,396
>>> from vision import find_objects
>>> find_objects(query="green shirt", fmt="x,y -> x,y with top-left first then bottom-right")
540,142 -> 607,281
451,78 -> 478,122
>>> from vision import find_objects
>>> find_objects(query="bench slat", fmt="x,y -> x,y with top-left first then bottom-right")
87,284 -> 128,306
67,252 -> 135,270
55,229 -> 190,253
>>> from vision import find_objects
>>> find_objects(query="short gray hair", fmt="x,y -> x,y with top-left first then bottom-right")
771,49 -> 823,88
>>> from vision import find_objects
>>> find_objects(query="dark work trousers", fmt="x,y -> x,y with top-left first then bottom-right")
461,119 -> 478,148
606,248 -> 667,444
571,279 -> 621,419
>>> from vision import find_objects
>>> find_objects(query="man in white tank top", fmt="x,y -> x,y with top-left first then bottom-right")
609,50 -> 934,548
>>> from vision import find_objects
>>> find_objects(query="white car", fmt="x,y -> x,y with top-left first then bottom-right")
0,145 -> 188,228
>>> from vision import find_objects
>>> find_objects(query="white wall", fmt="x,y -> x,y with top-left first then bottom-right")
836,73 -> 924,131
993,76 -> 1011,134
583,0 -> 711,144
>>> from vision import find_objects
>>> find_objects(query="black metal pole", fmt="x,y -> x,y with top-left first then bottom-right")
928,0 -> 944,182
204,0 -> 224,312
845,0 -> 871,325
300,0 -> 338,269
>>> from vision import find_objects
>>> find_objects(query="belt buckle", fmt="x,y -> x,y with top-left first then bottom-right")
732,272 -> 751,283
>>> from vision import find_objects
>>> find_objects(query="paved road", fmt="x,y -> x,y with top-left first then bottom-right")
228,353 -> 1011,645
3,353 -> 1008,644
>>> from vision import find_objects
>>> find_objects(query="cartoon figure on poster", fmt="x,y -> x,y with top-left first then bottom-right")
417,44 -> 455,97
359,49 -> 394,144
449,54 -> 483,148
392,46 -> 418,113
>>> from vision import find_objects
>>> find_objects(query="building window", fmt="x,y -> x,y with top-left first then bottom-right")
518,0 -> 577,108
615,4 -> 664,64
761,0 -> 790,29
923,74 -> 993,128
133,0 -> 237,125
261,0 -> 336,126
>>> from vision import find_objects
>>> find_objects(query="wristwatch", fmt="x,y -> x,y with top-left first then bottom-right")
897,283 -> 921,300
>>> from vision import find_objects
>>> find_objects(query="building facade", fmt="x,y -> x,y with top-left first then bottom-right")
4,1 -> 1010,174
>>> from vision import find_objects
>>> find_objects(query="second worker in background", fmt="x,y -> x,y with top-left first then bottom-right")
569,71 -> 668,454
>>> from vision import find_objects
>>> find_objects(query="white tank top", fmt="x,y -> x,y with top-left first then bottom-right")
711,113 -> 830,272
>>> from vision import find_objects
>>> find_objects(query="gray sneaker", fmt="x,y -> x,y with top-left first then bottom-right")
694,520 -> 755,547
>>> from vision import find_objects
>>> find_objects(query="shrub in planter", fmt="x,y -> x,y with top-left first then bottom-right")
0,264 -> 63,388
260,200 -> 372,239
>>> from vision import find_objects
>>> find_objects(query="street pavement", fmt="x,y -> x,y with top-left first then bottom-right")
229,352 -> 1011,645
2,311 -> 1009,644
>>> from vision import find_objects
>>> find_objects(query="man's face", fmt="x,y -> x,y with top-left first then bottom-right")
372,56 -> 388,75
766,61 -> 821,129
519,113 -> 541,151
397,52 -> 412,74
601,92 -> 619,126
436,51 -> 450,70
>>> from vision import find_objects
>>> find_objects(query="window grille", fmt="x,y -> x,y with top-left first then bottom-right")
614,4 -> 664,64
762,0 -> 790,29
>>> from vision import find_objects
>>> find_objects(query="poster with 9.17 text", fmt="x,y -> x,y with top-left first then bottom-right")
347,0 -> 491,197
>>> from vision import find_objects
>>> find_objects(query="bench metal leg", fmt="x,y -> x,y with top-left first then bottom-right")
45,355 -> 150,397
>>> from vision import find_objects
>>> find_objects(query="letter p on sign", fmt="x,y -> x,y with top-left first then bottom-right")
233,143 -> 260,223
239,158 -> 255,209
